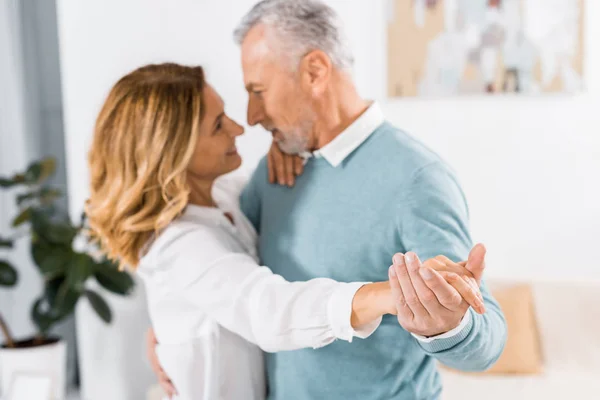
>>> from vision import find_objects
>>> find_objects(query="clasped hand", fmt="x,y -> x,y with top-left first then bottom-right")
389,244 -> 486,337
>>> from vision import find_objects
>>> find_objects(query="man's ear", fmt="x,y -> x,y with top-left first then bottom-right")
299,50 -> 332,96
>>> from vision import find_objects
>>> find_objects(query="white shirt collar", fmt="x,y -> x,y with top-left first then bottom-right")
183,204 -> 226,226
306,102 -> 385,167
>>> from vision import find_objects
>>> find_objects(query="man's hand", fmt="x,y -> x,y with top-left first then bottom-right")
146,328 -> 177,398
389,244 -> 487,337
267,141 -> 304,187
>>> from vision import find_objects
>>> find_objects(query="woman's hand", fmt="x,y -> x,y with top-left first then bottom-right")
351,248 -> 485,331
418,255 -> 485,314
146,328 -> 177,398
267,141 -> 304,187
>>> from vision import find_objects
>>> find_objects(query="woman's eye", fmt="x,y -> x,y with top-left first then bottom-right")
214,117 -> 224,133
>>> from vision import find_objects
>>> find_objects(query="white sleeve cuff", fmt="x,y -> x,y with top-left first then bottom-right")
327,282 -> 382,342
411,309 -> 472,343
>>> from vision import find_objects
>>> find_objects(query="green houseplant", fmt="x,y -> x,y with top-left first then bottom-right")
0,157 -> 135,398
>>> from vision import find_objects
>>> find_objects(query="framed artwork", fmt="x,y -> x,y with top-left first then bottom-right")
387,0 -> 585,97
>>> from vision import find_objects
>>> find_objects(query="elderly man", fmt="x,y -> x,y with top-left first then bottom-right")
149,1 -> 507,399
236,0 -> 506,398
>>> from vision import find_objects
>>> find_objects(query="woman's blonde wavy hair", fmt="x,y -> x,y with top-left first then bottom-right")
86,63 -> 206,269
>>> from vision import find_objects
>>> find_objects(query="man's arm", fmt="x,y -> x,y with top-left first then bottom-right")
398,162 -> 507,371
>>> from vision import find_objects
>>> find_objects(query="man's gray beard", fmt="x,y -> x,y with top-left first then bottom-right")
277,133 -> 309,155
275,112 -> 314,154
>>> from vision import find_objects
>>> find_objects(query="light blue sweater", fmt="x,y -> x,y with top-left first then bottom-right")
240,122 -> 507,400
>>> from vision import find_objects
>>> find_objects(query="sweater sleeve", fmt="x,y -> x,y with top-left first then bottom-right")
399,162 -> 507,371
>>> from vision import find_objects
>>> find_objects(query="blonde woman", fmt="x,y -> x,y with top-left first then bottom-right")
86,63 -> 484,400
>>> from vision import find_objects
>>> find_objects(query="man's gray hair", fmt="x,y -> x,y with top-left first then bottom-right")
234,0 -> 354,71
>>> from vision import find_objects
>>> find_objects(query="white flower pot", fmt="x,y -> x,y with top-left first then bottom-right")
76,278 -> 154,400
0,337 -> 66,400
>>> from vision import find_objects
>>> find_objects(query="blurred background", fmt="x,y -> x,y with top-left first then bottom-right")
1,0 -> 599,399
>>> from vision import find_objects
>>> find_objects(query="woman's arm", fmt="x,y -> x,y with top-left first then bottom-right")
150,227 -> 392,353
351,281 -> 394,328
148,225 -> 483,353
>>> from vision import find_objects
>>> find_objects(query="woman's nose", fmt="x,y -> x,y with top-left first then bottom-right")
230,120 -> 245,137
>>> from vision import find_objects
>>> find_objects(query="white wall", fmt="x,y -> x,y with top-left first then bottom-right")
57,0 -> 600,289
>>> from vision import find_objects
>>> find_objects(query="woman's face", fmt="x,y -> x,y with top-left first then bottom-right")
187,84 -> 244,180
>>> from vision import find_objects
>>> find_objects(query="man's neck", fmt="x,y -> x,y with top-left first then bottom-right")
309,77 -> 371,151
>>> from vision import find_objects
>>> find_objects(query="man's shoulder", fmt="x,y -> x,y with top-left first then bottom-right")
239,157 -> 268,199
364,122 -> 454,181
247,156 -> 269,185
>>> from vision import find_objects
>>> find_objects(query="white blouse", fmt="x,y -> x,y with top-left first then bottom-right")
137,175 -> 381,400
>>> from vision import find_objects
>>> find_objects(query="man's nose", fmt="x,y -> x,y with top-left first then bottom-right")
247,96 -> 264,127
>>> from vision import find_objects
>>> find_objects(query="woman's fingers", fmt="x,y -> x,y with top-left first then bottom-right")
294,155 -> 304,176
437,271 -> 486,314
267,147 -> 275,184
267,143 -> 305,187
269,143 -> 286,186
285,152 -> 295,186
146,328 -> 178,397
428,257 -> 483,301
418,266 -> 463,311
267,141 -> 306,187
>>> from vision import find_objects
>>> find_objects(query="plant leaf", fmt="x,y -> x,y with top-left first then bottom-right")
12,207 -> 32,227
13,174 -> 26,183
44,278 -> 62,305
30,285 -> 75,336
0,174 -> 28,188
24,157 -> 56,184
30,210 -> 76,245
0,260 -> 18,287
30,208 -> 49,233
16,187 -> 61,206
24,163 -> 42,184
0,178 -> 16,188
39,188 -> 62,205
16,191 -> 36,205
51,279 -> 80,317
46,222 -> 77,245
38,248 -> 69,279
31,298 -> 54,335
84,289 -> 112,323
94,261 -> 135,295
37,158 -> 57,184
66,253 -> 93,291
31,238 -> 52,266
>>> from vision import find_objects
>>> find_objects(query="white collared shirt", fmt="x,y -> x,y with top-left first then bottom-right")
137,175 -> 381,400
298,101 -> 385,166
303,101 -> 471,341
